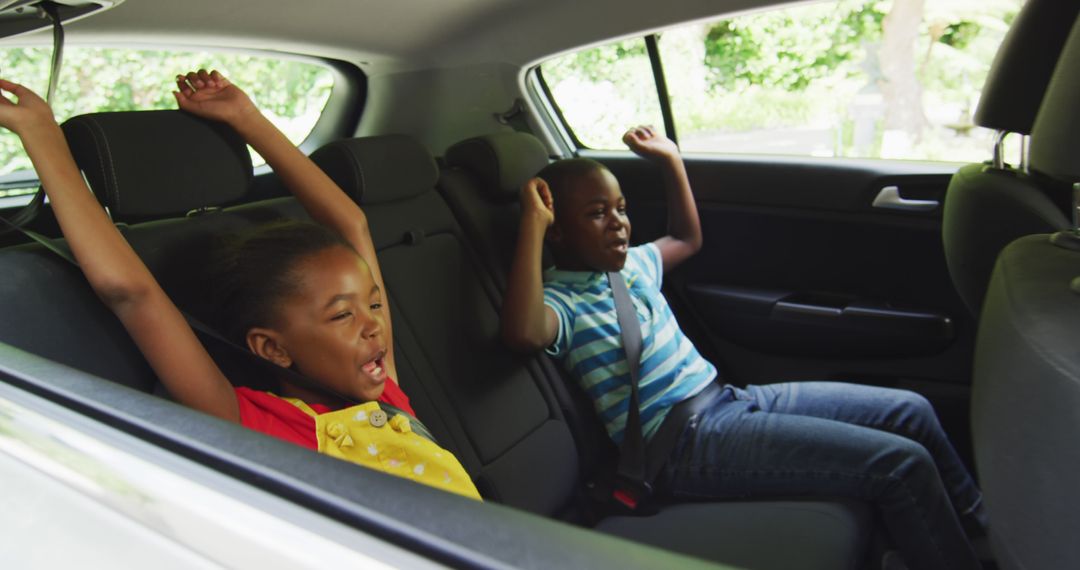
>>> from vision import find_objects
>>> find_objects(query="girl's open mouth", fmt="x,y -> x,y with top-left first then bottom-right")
360,351 -> 388,382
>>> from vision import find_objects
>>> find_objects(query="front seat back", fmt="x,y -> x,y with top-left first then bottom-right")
972,15 -> 1080,570
941,0 -> 1078,316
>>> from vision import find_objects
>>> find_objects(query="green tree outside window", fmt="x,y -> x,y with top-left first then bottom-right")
0,48 -> 334,196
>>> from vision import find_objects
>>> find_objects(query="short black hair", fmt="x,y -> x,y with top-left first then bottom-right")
206,220 -> 358,344
535,157 -> 610,207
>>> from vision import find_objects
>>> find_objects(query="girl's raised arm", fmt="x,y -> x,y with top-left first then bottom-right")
174,69 -> 399,383
0,79 -> 240,422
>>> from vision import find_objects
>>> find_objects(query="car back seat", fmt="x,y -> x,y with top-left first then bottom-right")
11,109 -> 578,514
2,106 -> 873,568
0,110 -> 724,569
55,114 -> 591,518
119,131 -> 584,517
0,110 -> 256,393
439,132 -> 552,290
438,132 -> 617,482
440,132 -> 878,569
311,132 -> 875,569
308,135 -> 582,514
0,240 -> 157,391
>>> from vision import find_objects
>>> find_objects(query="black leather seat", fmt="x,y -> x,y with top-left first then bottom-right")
972,15 -> 1080,570
941,0 -> 1079,317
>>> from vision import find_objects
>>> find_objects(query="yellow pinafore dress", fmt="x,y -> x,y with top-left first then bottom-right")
283,398 -> 481,500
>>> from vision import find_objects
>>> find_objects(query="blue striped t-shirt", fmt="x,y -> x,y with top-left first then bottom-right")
543,243 -> 716,443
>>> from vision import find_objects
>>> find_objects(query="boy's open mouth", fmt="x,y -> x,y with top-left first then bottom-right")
610,237 -> 629,253
360,350 -> 388,382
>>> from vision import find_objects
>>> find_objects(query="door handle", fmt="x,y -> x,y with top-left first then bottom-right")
872,185 -> 940,212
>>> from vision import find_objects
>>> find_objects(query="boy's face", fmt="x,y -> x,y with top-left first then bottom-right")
549,167 -> 631,272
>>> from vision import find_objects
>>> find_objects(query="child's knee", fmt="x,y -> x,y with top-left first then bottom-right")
896,388 -> 929,408
895,390 -> 937,423
884,437 -> 936,480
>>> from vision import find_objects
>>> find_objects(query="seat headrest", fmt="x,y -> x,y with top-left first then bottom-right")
61,111 -> 252,222
1030,18 -> 1080,181
309,135 -> 438,205
444,132 -> 550,202
973,0 -> 1080,134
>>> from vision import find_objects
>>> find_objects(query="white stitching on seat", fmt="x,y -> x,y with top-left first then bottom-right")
67,119 -> 112,211
346,142 -> 365,200
80,116 -> 122,213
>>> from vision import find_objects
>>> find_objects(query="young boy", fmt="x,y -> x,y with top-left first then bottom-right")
500,126 -> 986,570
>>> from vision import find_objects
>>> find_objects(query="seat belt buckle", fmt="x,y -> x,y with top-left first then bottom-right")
612,476 -> 652,510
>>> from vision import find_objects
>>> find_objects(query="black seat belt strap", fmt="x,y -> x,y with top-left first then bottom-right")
0,213 -> 436,443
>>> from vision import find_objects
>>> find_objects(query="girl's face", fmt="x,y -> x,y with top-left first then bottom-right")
268,245 -> 389,403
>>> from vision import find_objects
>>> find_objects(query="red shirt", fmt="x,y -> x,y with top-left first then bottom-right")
235,379 -> 415,450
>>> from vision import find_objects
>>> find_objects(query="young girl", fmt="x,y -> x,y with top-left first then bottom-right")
0,69 -> 479,500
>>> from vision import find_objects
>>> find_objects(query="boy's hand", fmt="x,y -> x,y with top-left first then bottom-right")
173,69 -> 259,128
0,79 -> 57,135
520,177 -> 555,229
622,125 -> 678,162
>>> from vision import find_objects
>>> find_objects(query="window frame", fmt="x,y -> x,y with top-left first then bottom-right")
644,33 -> 679,145
533,65 -> 590,151
534,32 -> 680,152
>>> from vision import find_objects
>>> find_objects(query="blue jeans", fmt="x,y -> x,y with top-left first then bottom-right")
660,382 -> 985,570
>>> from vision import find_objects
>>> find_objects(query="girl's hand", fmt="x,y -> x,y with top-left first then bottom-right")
0,79 -> 57,135
520,177 -> 555,228
173,69 -> 259,128
622,125 -> 679,162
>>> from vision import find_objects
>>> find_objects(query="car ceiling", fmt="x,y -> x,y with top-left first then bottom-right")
3,0 -> 777,72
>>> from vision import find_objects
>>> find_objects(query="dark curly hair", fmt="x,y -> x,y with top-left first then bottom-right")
206,219 -> 358,345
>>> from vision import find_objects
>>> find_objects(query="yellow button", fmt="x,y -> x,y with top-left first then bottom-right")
389,414 -> 412,433
326,422 -> 354,448
369,409 -> 388,427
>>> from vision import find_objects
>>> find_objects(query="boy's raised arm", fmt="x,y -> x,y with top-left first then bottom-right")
501,178 -> 559,353
174,70 -> 398,382
622,125 -> 703,272
0,79 -> 240,422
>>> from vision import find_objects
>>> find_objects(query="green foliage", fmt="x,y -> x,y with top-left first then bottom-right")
0,48 -> 334,179
542,38 -> 665,148
675,86 -> 819,132
542,38 -> 645,87
939,21 -> 981,49
703,0 -> 886,91
541,0 -> 1023,162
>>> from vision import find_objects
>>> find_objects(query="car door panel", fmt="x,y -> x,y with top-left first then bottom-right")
685,282 -> 955,358
591,152 -> 973,389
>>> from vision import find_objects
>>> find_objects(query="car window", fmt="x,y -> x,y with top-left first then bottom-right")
539,0 -> 1024,163
538,37 -> 664,149
0,47 -> 336,199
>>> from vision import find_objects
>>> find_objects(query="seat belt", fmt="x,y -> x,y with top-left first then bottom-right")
607,271 -> 650,509
0,213 -> 437,443
606,271 -> 726,512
